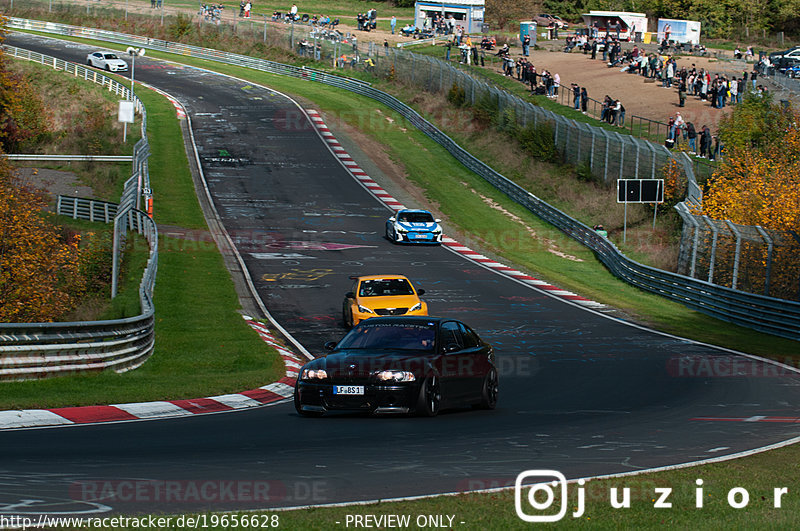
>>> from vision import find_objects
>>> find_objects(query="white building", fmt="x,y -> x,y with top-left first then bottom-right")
581,11 -> 648,41
414,0 -> 485,34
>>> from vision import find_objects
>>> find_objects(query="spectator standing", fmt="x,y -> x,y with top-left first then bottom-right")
384,39 -> 389,55
751,69 -> 758,90
686,122 -> 697,154
678,81 -> 686,107
553,72 -> 560,97
607,99 -> 618,125
580,87 -> 588,114
244,1 -> 251,18
572,83 -> 580,110
670,112 -> 684,140
522,34 -> 530,56
391,16 -> 396,34
616,100 -> 626,127
290,3 -> 298,20
699,125 -> 711,158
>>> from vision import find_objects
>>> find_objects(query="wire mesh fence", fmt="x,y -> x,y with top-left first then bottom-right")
676,204 -> 800,301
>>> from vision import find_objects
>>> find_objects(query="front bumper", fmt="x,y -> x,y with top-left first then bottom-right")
352,305 -> 427,324
295,381 -> 420,414
395,231 -> 442,244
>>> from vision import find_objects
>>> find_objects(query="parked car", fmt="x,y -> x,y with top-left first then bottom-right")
782,64 -> 800,78
533,14 -> 568,29
342,275 -> 427,327
769,46 -> 800,68
86,51 -> 128,72
293,317 -> 498,417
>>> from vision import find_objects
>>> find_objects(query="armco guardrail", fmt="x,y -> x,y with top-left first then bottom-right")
0,45 -> 157,380
8,19 -> 799,340
4,154 -> 133,162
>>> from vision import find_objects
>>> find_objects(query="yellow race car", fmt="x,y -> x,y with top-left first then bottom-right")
342,275 -> 428,327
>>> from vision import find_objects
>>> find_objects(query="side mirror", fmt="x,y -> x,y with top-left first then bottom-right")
416,289 -> 425,296
324,341 -> 337,351
435,219 -> 441,223
345,291 -> 355,299
389,217 -> 396,222
443,343 -> 461,353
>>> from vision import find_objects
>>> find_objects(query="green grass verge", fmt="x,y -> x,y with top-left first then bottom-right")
262,440 -> 800,528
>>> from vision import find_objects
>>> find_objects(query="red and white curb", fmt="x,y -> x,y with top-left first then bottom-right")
0,317 -> 301,430
305,109 -> 604,310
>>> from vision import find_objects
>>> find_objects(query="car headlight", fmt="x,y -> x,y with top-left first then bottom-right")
357,305 -> 375,314
374,370 -> 416,382
433,227 -> 442,234
301,368 -> 328,380
396,227 -> 408,233
409,302 -> 423,312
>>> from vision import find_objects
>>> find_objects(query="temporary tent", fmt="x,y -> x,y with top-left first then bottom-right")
581,11 -> 648,42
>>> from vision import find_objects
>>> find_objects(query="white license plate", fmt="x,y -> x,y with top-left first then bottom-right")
333,385 -> 364,395
411,233 -> 429,239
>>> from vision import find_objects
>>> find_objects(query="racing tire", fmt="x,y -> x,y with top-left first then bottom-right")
477,369 -> 499,410
416,375 -> 441,417
87,59 -> 93,66
105,65 -> 111,71
385,224 -> 397,243
294,389 -> 323,417
342,301 -> 354,328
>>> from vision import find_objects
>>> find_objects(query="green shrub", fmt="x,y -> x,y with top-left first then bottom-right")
518,121 -> 557,162
472,92 -> 499,126
447,83 -> 466,107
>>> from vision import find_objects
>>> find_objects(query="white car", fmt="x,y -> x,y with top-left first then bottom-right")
86,51 -> 128,72
385,209 -> 443,245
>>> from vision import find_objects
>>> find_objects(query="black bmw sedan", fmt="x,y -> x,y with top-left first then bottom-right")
293,317 -> 498,417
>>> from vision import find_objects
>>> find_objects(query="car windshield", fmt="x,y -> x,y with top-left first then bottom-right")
397,212 -> 434,223
103,54 -> 119,60
359,278 -> 414,297
337,322 -> 436,351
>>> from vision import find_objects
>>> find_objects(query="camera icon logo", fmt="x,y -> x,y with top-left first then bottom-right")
514,469 -> 568,522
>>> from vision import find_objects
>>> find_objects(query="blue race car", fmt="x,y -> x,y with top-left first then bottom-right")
385,209 -> 443,244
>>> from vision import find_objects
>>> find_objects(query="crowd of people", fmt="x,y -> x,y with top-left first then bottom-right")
271,4 -> 339,29
356,10 -> 377,31
199,3 -> 224,24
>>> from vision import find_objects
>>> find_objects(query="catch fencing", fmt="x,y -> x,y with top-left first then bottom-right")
0,44 -> 157,380
6,18 -> 800,340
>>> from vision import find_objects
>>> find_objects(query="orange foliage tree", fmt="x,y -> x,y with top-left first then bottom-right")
0,160 -> 86,322
0,16 -> 50,152
699,95 -> 800,232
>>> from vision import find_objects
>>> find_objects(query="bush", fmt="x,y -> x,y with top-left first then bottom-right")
517,121 -> 557,162
168,14 -> 194,40
447,83 -> 466,107
494,107 -> 517,134
472,93 -> 499,126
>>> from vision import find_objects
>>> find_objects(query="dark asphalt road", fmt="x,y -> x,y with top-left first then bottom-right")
2,33 -> 800,517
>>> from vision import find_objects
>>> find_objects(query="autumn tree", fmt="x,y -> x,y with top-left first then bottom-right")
0,160 -> 86,322
699,94 -> 800,231
0,16 -> 50,152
